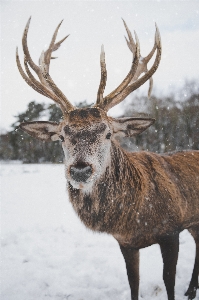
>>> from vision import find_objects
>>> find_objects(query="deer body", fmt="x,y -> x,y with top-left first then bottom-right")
16,18 -> 199,300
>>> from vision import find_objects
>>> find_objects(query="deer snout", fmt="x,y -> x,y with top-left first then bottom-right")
70,162 -> 92,183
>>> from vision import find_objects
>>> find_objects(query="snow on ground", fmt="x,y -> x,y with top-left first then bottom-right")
1,163 -> 198,300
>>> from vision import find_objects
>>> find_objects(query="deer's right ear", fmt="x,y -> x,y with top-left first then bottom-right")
19,121 -> 61,142
111,117 -> 155,138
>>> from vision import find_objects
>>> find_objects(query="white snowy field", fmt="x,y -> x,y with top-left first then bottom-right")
1,163 -> 197,300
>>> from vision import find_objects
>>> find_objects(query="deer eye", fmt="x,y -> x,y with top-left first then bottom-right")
59,135 -> 65,142
106,132 -> 111,139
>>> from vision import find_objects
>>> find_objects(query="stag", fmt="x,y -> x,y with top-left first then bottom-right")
16,18 -> 199,300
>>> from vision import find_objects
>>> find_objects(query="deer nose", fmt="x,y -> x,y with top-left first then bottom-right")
70,162 -> 92,182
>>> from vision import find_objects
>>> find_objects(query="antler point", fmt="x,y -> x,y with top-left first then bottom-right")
155,24 -> 161,46
58,19 -> 64,28
27,16 -> 31,26
122,18 -> 127,25
134,31 -> 140,46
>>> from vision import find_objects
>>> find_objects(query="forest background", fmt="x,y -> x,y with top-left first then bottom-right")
1,80 -> 198,163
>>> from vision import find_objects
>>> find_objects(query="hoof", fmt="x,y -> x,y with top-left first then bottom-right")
185,287 -> 197,299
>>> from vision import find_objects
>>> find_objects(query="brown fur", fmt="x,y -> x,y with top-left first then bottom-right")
68,143 -> 199,248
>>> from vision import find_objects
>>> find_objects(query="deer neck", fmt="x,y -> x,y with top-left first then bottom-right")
68,142 -> 144,234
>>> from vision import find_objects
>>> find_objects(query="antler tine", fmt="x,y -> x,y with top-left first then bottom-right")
37,21 -> 74,113
142,26 -> 158,99
104,27 -> 161,111
53,35 -> 70,51
96,45 -> 107,107
127,24 -> 160,99
39,52 -> 74,113
41,20 -> 69,72
43,20 -> 63,68
17,18 -> 74,117
16,47 -> 48,98
148,77 -> 153,98
16,48 -> 68,114
23,54 -> 68,112
95,21 -> 161,112
22,17 -> 41,76
22,17 -> 48,87
145,31 -> 157,63
95,20 -> 140,109
123,19 -> 136,55
155,23 -> 161,48
146,24 -> 161,98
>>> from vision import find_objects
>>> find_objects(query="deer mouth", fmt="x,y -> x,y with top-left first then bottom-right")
70,162 -> 93,183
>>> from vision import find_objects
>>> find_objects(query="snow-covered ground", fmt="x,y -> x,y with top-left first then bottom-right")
1,163 -> 197,300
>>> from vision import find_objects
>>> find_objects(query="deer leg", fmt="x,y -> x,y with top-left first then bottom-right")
159,233 -> 179,300
119,245 -> 139,300
185,227 -> 199,299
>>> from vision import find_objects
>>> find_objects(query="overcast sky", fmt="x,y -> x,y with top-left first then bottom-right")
1,0 -> 199,130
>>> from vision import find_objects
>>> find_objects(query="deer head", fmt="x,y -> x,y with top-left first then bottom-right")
17,17 -> 161,190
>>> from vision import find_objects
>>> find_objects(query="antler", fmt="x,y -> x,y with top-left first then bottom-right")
96,31 -> 140,108
17,18 -> 161,116
94,20 -> 162,112
16,17 -> 75,117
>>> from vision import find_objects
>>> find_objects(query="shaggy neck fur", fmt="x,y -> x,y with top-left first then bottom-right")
68,142 -> 199,248
68,141 -> 144,234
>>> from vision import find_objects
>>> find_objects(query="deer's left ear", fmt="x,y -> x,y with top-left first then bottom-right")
19,121 -> 61,141
111,117 -> 155,138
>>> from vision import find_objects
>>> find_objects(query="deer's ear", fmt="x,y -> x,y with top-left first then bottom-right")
19,121 -> 61,141
111,117 -> 155,138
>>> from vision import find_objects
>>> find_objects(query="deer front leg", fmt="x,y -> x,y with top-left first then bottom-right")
119,244 -> 140,300
159,233 -> 179,300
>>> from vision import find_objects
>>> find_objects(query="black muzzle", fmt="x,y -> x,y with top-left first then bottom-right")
70,162 -> 92,182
